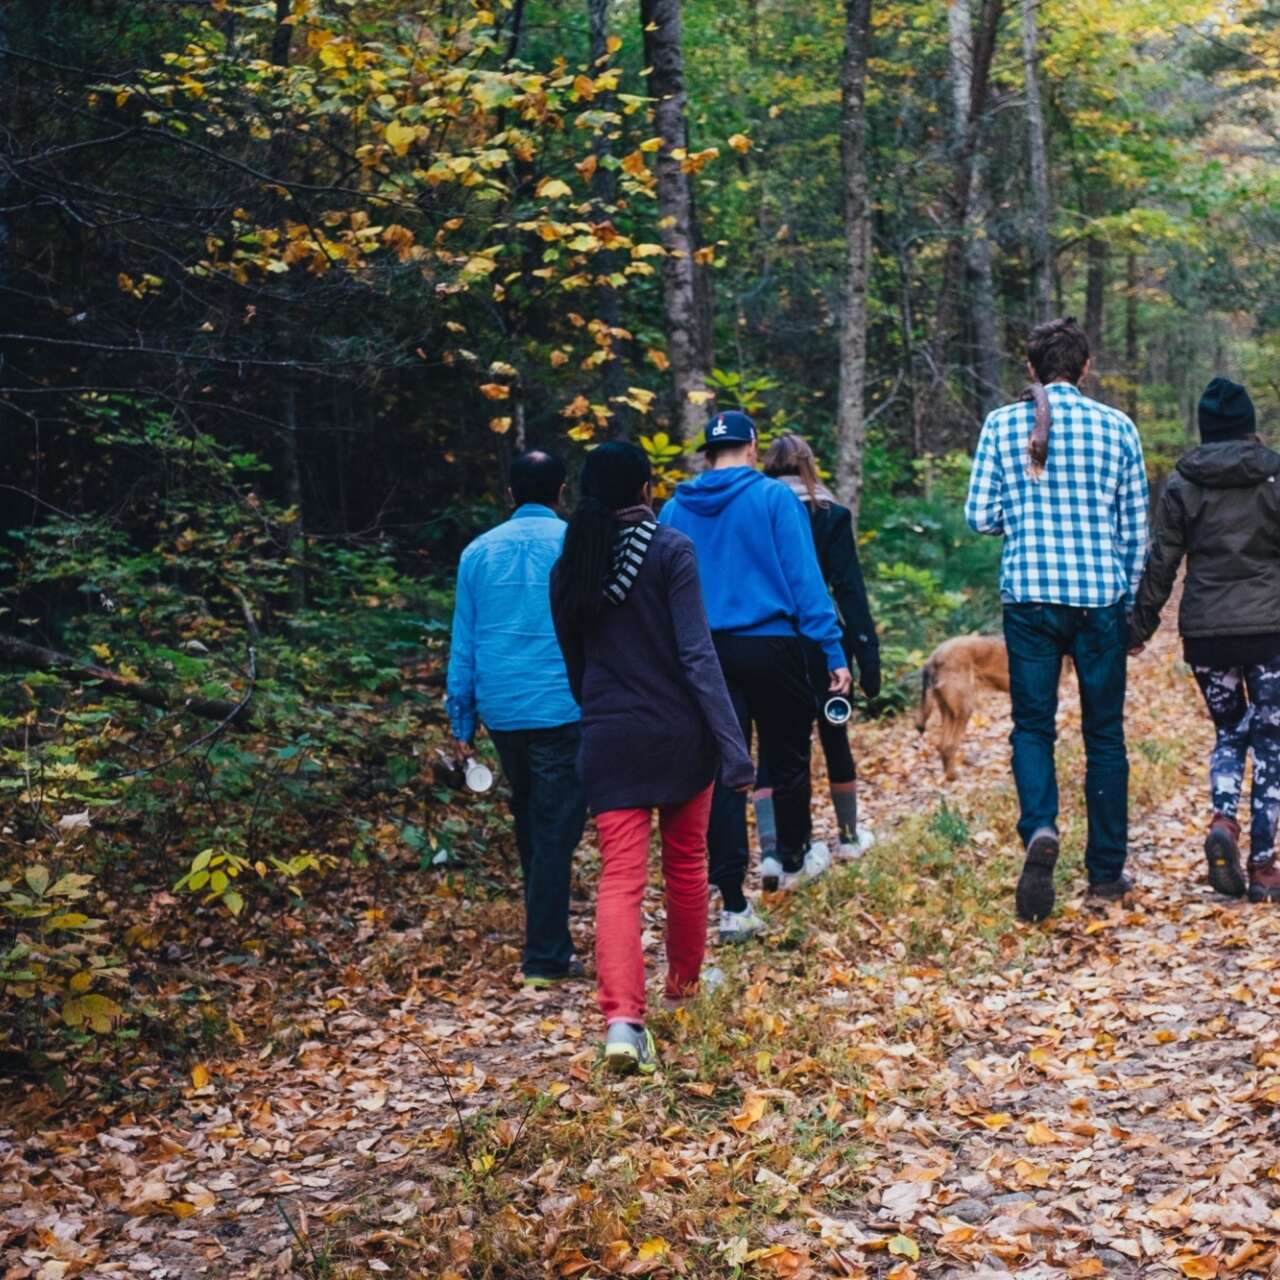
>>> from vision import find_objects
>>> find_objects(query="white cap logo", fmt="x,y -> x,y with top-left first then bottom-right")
711,416 -> 727,436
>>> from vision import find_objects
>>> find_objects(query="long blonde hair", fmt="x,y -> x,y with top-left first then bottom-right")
761,433 -> 827,505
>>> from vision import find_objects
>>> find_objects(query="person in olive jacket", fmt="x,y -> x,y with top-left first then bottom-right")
1132,377 -> 1280,902
757,434 -> 881,858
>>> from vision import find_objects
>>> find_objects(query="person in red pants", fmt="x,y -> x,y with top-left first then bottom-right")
551,442 -> 753,1075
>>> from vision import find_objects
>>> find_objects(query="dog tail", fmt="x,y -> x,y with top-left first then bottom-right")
916,661 -> 935,733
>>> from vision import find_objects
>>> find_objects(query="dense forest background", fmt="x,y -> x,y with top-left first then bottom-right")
1,0 -> 1278,1057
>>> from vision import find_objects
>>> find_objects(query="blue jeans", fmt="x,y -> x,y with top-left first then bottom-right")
490,724 -> 586,978
1002,601 -> 1129,884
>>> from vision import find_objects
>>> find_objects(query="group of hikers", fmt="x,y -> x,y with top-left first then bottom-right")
447,313 -> 1280,1076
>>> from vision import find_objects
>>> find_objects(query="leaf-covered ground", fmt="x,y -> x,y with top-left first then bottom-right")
3,614 -> 1279,1280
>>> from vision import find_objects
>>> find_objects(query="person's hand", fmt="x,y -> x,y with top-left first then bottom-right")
1125,613 -> 1146,657
859,657 -> 882,701
452,738 -> 473,764
1128,642 -> 1146,657
828,667 -> 853,696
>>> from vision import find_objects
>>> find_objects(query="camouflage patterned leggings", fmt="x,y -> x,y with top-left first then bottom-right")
1191,660 -> 1280,866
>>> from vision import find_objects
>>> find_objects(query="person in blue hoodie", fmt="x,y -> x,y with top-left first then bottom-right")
659,411 -> 852,941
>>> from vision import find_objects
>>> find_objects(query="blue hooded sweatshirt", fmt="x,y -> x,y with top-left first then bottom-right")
658,467 -> 845,670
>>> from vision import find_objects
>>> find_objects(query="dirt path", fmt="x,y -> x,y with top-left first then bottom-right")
4,618 -> 1279,1279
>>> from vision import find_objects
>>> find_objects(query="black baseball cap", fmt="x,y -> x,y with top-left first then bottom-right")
697,410 -> 757,451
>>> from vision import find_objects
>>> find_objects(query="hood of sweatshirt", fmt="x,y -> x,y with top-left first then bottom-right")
668,465 -> 765,516
1177,440 -> 1280,489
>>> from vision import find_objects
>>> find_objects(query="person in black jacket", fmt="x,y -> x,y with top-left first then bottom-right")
1132,378 -> 1280,903
758,434 -> 881,857
551,442 -> 754,1075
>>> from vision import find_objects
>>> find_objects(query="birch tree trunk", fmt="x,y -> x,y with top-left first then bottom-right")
835,0 -> 872,526
1021,0 -> 1053,324
919,0 -> 1004,455
640,0 -> 709,441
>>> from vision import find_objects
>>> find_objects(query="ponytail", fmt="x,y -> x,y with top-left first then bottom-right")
554,442 -> 652,633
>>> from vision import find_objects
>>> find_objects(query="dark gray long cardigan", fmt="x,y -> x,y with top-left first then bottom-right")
551,515 -> 753,815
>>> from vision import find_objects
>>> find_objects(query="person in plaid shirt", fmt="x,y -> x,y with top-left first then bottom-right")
965,316 -> 1149,922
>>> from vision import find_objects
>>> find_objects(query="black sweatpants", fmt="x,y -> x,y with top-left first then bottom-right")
709,633 -> 816,895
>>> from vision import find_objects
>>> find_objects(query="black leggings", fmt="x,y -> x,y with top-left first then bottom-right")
757,642 -> 855,789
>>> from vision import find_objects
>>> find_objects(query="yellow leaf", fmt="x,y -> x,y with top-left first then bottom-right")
478,383 -> 510,400
639,136 -> 664,152
165,1200 -> 197,1219
728,132 -> 752,153
1177,1257 -> 1220,1280
632,243 -> 666,258
1068,1261 -> 1105,1279
636,1237 -> 668,1261
385,121 -> 416,156
91,643 -> 113,660
606,34 -> 622,54
1024,1121 -> 1061,1145
888,1235 -> 920,1261
730,1093 -> 767,1133
980,1112 -> 1013,1129
647,348 -> 670,371
69,970 -> 93,993
489,417 -> 512,434
191,1063 -> 210,1089
536,177 -> 573,200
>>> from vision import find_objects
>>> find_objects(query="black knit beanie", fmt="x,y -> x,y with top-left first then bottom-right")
1199,377 -> 1256,442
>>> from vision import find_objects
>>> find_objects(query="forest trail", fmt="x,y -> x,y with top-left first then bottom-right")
5,612 -> 1279,1280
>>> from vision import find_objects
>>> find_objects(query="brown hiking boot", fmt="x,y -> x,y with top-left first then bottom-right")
1205,813 -> 1246,898
1247,858 -> 1280,903
1085,873 -> 1133,902
1015,828 -> 1059,923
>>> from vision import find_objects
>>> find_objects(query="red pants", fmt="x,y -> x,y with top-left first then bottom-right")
594,785 -> 713,1024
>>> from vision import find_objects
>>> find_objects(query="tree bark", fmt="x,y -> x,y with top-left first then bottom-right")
1021,0 -> 1053,324
919,0 -> 1004,455
589,0 -> 629,435
271,0 -> 293,67
280,377 -> 307,611
640,0 -> 709,440
948,0 -> 1001,423
1125,250 -> 1139,421
1084,223 -> 1107,397
835,0 -> 872,527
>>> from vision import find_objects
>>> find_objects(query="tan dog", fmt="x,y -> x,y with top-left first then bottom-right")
915,636 -> 1009,780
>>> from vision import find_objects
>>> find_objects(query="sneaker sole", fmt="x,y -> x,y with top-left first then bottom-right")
718,928 -> 759,944
1205,830 -> 1246,898
1015,834 -> 1059,923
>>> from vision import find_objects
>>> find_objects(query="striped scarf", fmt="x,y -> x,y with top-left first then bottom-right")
603,517 -> 657,606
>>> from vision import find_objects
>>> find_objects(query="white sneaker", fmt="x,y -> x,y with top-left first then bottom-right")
718,901 -> 763,944
759,855 -> 784,892
836,827 -> 876,860
663,964 -> 725,1009
781,842 -> 830,891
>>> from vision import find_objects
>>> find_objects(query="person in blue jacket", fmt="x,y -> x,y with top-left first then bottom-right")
659,411 -> 852,940
447,451 -> 586,987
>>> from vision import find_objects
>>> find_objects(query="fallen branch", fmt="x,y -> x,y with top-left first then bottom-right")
0,633 -> 253,726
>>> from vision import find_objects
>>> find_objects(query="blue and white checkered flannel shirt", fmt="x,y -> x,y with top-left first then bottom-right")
965,383 -> 1149,609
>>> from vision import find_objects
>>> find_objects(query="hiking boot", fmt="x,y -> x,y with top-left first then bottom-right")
1015,828 -> 1059,923
1247,858 -> 1280,903
836,827 -> 876,860
522,956 -> 586,990
719,901 -> 763,944
1086,873 -> 1134,902
781,842 -> 831,891
1205,814 -> 1245,898
759,855 -> 784,892
604,1021 -> 658,1075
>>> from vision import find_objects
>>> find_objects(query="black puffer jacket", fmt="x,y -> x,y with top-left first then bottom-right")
807,502 -> 881,697
1132,440 -> 1280,642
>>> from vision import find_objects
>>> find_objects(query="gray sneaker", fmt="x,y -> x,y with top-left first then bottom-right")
604,1021 -> 658,1075
718,901 -> 763,944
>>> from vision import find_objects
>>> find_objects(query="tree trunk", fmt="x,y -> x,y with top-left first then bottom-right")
919,0 -> 1004,455
1125,251 -> 1139,421
948,0 -> 1001,424
280,378 -> 307,611
588,0 -> 629,435
1021,0 -> 1053,324
271,0 -> 293,67
640,0 -> 709,440
1084,226 -> 1107,397
0,4 -> 9,294
835,0 -> 872,527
